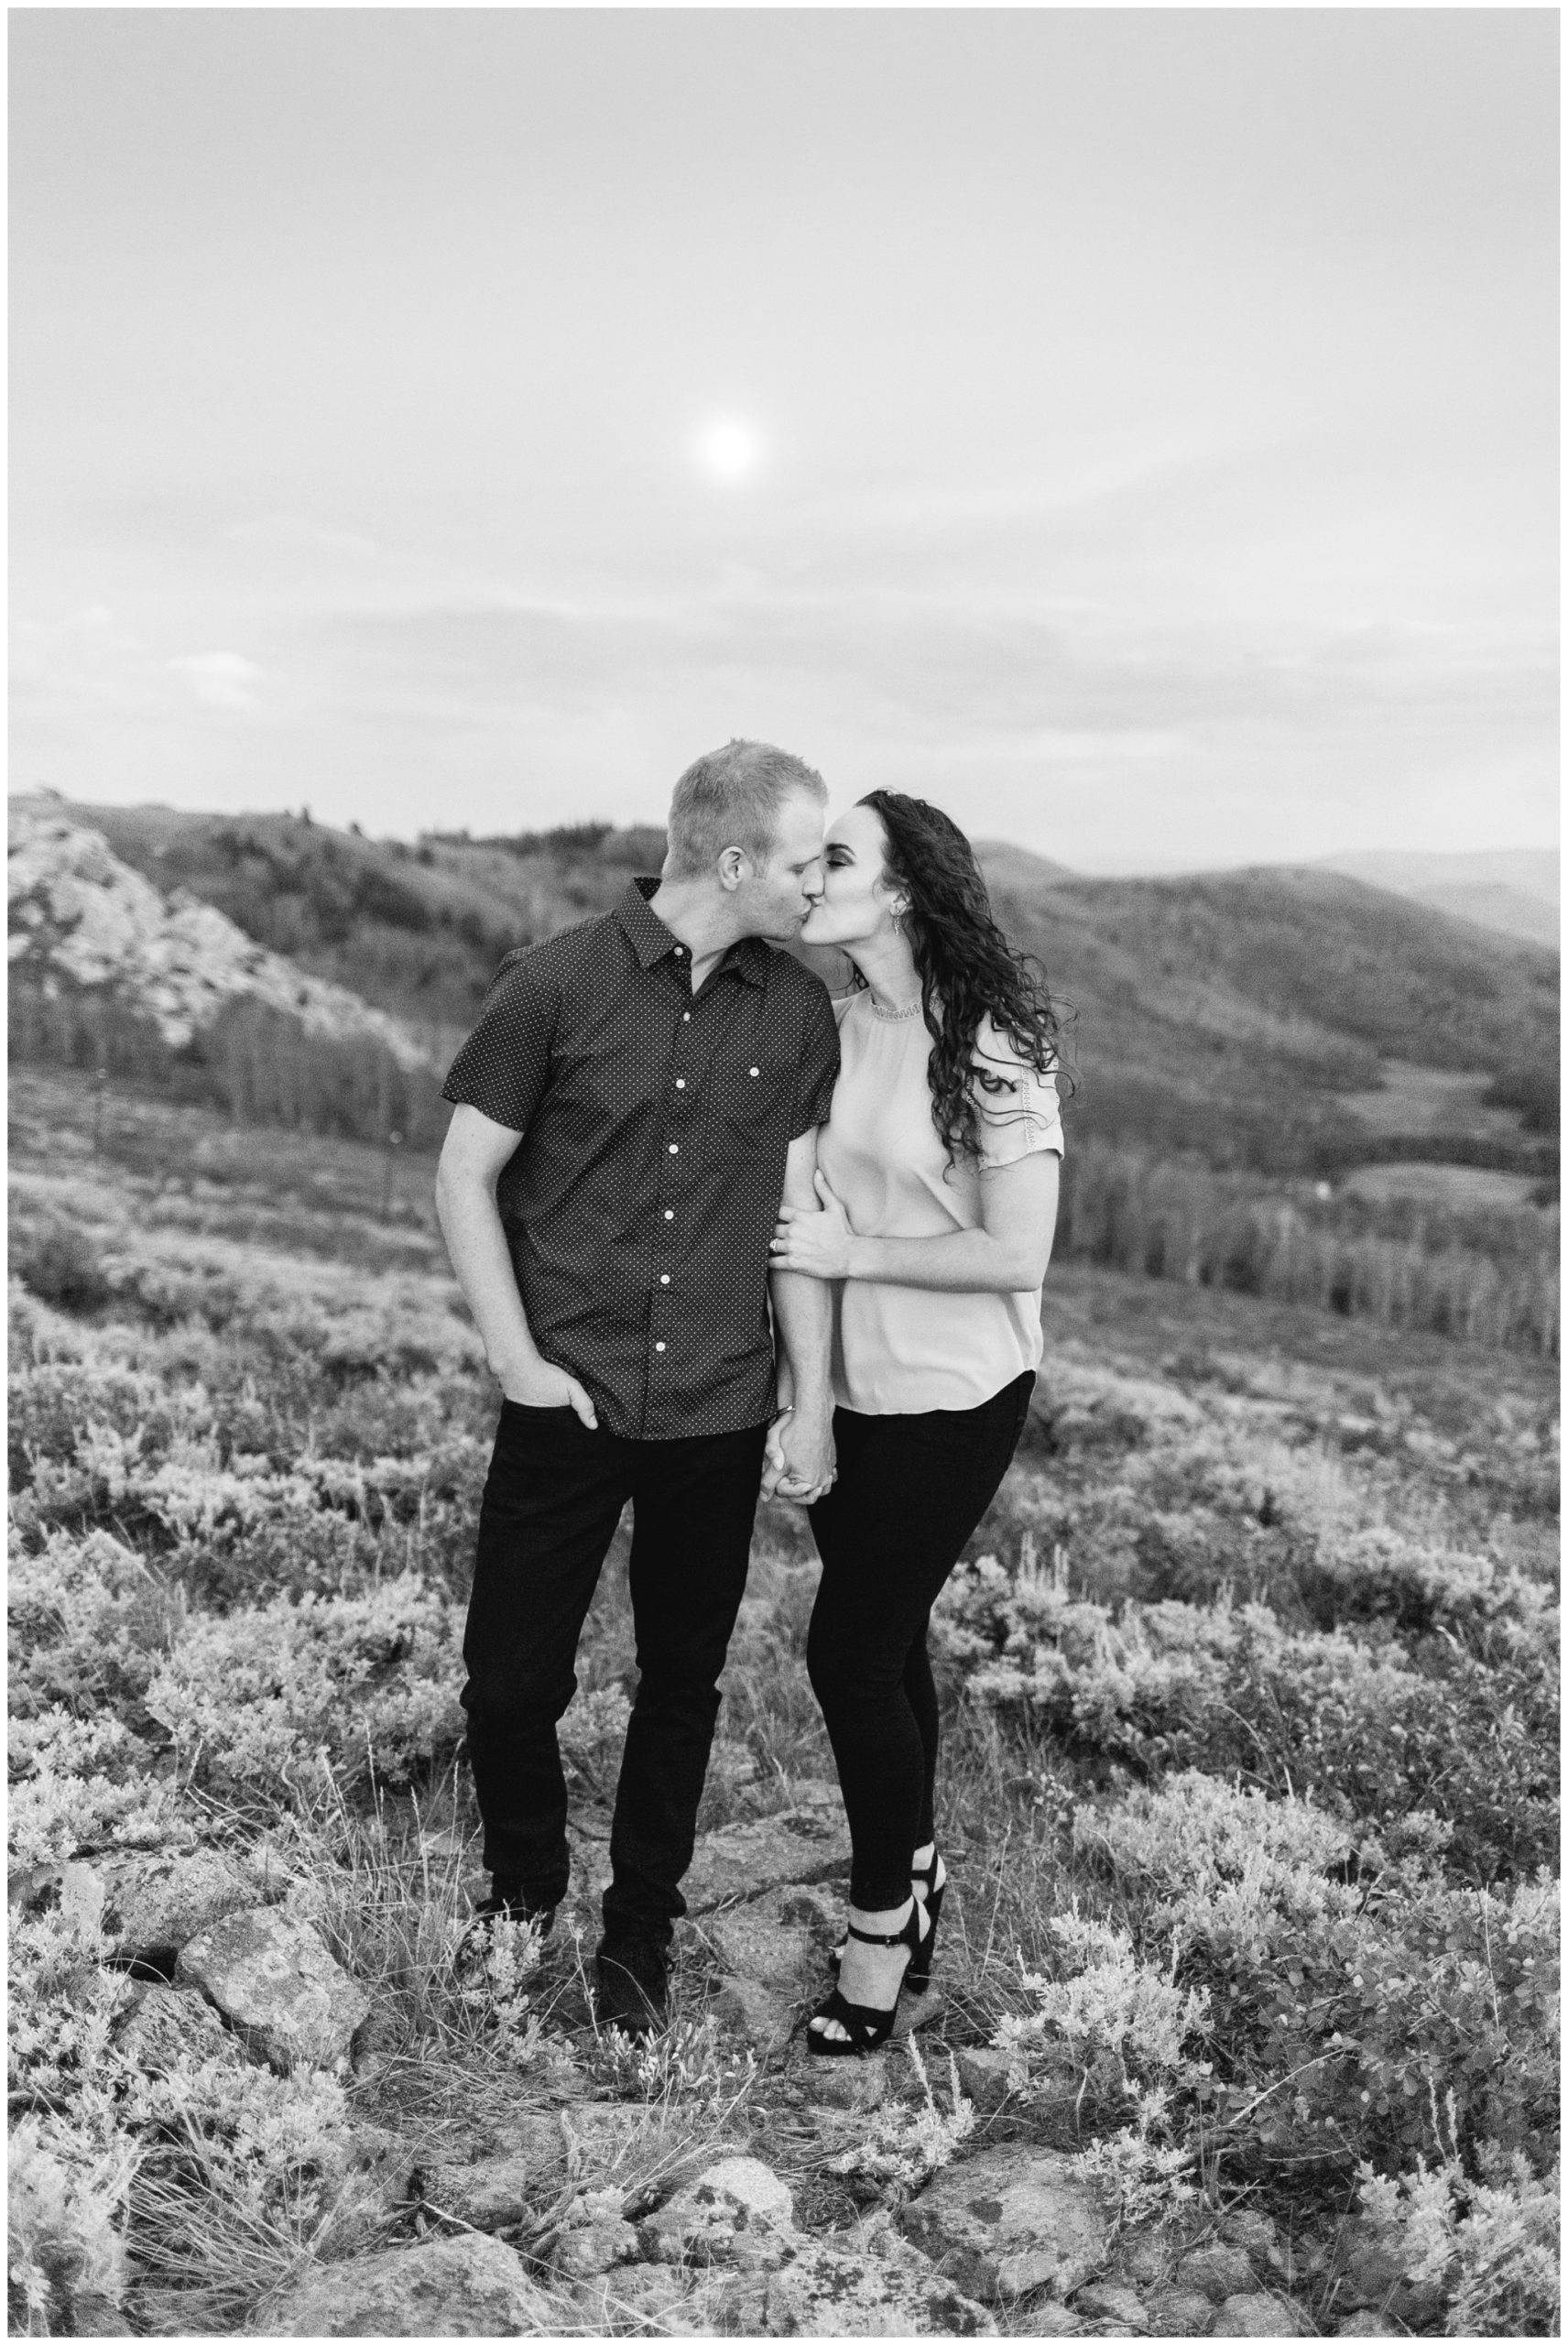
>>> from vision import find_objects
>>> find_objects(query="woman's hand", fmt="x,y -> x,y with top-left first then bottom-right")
769,1171 -> 855,1280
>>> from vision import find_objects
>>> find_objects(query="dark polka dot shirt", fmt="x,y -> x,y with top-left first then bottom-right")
441,877 -> 841,1440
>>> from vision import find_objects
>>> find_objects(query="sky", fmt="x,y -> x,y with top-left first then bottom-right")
10,7 -> 1559,873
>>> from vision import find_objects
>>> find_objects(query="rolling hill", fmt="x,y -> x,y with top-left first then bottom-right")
10,792 -> 1558,1177
1319,848 -> 1559,950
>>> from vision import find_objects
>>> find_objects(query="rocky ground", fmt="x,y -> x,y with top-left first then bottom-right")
82,1793 -> 1419,2339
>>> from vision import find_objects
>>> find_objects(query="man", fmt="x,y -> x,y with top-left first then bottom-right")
435,739 -> 839,2037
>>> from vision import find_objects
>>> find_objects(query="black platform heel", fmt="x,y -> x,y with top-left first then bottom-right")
828,1850 -> 946,1990
905,1850 -> 946,1996
806,1900 -> 928,2058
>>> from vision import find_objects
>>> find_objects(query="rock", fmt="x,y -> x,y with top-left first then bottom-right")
642,2156 -> 799,2269
1335,2318 -> 1400,2338
899,2146 -> 1111,2304
114,1982 -> 245,2074
420,2115 -> 565,2230
799,2052 -> 889,2111
719,2237 -> 998,2335
706,1884 -> 842,1991
1075,2281 -> 1150,2330
1147,2290 -> 1217,2336
1210,2297 -> 1311,2338
175,1906 -> 369,2073
1219,2211 -> 1279,2267
1119,2234 -> 1178,2288
1179,2245 -> 1262,2303
572,2264 -> 718,2333
98,1849 -> 256,1966
267,2233 -> 555,2336
682,1809 -> 852,1914
713,1973 -> 799,2055
953,2046 -> 1014,2112
554,2220 -> 641,2279
342,2125 -> 418,2218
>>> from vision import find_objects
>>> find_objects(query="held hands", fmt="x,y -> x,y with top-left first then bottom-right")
762,1402 -> 837,1507
769,1170 -> 855,1280
495,1354 -> 598,1430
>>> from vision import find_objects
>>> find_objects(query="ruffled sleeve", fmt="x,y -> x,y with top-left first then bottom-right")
971,1017 -> 1065,1169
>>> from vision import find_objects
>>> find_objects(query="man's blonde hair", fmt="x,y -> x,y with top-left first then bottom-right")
665,739 -> 826,880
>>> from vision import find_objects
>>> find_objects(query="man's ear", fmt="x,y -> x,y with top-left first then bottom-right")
716,845 -> 750,893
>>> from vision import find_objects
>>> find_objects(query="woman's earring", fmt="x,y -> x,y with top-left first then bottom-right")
890,902 -> 907,933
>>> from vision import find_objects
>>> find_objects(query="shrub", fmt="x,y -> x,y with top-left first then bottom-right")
1356,2143 -> 1561,2336
143,1575 -> 465,1798
10,1221 -> 113,1317
8,2117 -> 134,2337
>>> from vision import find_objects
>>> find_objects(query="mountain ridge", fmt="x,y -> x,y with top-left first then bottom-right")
9,792 -> 1557,1176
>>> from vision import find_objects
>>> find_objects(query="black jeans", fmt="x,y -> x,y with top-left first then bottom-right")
805,1370 -> 1035,1911
461,1402 -> 768,1953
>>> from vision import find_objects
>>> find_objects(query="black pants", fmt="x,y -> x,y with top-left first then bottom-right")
805,1370 -> 1035,1911
461,1402 -> 768,1953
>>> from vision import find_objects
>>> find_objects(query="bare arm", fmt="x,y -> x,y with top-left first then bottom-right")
764,1127 -> 836,1503
771,1151 -> 1060,1294
435,1103 -> 598,1427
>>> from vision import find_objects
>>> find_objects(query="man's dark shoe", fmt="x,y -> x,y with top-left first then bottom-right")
594,1939 -> 670,2041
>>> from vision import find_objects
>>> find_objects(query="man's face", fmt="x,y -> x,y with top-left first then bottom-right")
735,791 -> 827,939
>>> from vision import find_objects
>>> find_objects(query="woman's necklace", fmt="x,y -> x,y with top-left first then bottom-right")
868,994 -> 923,1022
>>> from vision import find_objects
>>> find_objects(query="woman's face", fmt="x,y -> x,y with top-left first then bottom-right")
799,802 -> 904,951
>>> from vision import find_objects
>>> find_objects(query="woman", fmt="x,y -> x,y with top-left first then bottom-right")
768,791 -> 1063,2055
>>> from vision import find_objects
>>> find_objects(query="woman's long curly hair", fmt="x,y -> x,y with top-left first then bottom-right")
856,790 -> 1065,1164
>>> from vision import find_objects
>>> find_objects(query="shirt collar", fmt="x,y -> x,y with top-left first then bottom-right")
617,877 -> 769,988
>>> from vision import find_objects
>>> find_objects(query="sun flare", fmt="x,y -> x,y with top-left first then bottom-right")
695,419 -> 762,480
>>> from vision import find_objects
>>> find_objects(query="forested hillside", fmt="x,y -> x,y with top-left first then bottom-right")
38,795 -> 1558,1180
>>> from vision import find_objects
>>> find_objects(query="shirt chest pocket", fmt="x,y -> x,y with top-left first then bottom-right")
713,1051 -> 789,1137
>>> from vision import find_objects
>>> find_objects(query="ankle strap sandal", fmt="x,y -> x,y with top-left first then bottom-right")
806,1902 -> 928,2058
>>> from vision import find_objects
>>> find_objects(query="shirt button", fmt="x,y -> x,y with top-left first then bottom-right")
655,1341 -> 667,1353
749,1066 -> 759,1077
675,1078 -> 686,1089
682,1011 -> 691,1022
669,1143 -> 679,1154
664,1209 -> 674,1220
659,1274 -> 670,1284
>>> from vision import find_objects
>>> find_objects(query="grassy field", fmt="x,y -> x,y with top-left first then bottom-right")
8,1069 -> 1560,2336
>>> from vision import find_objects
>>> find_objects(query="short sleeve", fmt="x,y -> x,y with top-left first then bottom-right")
972,1019 -> 1065,1170
789,981 -> 842,1139
441,950 -> 560,1135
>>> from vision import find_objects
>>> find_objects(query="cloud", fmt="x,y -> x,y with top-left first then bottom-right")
169,651 -> 266,711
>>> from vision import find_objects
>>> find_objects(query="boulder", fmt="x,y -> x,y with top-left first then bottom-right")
953,2046 -> 1014,2112
267,2233 -> 555,2336
554,2219 -> 641,2280
641,2156 -> 799,2270
704,1884 -> 841,1992
899,2146 -> 1110,2304
99,1848 -> 255,1964
572,2264 -> 719,2333
1211,2297 -> 1312,2338
1335,2318 -> 1400,2339
1075,2281 -> 1150,2330
419,2111 -> 564,2230
1147,2289 -> 1218,2335
682,1809 -> 852,1914
175,1906 -> 369,2073
1179,2245 -> 1262,2304
713,1973 -> 800,2055
114,1982 -> 245,2074
798,2050 -> 889,2111
718,2233 -> 998,2335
